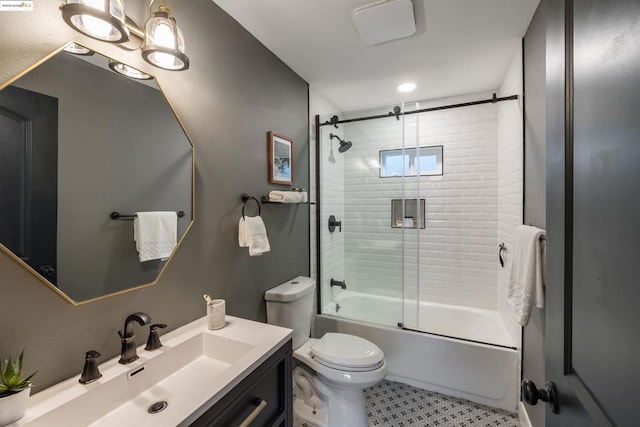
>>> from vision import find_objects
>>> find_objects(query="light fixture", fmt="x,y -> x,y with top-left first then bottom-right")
60,0 -> 129,43
397,82 -> 416,93
60,0 -> 189,72
63,42 -> 95,56
108,59 -> 153,80
141,1 -> 189,71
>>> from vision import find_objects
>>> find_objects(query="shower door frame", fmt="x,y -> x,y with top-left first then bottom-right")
315,93 -> 521,320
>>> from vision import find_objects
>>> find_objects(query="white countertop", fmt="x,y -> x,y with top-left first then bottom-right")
15,316 -> 292,426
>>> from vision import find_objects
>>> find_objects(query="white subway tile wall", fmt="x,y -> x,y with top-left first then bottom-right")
310,87 -> 342,314
497,46 -> 525,347
319,127 -> 346,306
337,98 -> 500,310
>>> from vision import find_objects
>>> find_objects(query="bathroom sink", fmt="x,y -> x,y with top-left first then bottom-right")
18,317 -> 292,427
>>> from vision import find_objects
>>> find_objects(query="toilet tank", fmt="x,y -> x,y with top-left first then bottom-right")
264,276 -> 315,349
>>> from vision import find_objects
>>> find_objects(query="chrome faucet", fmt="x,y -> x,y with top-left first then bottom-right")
118,312 -> 152,364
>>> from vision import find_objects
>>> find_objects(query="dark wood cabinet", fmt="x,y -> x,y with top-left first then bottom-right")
190,340 -> 292,427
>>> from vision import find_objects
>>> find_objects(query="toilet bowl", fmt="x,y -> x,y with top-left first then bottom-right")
264,277 -> 387,427
293,335 -> 387,427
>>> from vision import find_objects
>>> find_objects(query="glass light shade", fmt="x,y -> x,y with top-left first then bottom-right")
142,12 -> 189,71
108,60 -> 153,80
61,0 -> 129,43
63,43 -> 94,56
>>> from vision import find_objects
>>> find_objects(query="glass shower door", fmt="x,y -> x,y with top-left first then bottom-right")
400,102 -> 421,331
318,109 -> 406,327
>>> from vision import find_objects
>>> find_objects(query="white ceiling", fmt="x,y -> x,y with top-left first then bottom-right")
212,0 -> 540,112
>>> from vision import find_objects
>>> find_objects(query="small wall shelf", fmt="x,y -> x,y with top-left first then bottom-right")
260,196 -> 314,205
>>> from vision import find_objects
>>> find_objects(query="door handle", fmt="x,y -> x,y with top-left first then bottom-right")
521,379 -> 559,413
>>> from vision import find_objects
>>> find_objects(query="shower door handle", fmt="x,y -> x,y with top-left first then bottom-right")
328,215 -> 342,233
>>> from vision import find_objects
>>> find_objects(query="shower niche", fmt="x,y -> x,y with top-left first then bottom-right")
391,199 -> 425,229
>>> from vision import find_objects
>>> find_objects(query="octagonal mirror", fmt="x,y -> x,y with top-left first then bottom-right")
0,43 -> 194,304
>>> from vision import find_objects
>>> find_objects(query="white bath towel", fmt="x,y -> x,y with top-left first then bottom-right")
507,225 -> 546,326
239,216 -> 270,256
268,191 -> 305,203
134,211 -> 177,262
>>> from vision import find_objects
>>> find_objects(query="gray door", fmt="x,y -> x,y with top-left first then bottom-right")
0,85 -> 58,284
543,0 -> 640,424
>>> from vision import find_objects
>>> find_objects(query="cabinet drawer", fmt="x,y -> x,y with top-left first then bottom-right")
190,340 -> 292,427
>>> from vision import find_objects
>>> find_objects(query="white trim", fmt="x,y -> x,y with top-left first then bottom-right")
517,401 -> 534,427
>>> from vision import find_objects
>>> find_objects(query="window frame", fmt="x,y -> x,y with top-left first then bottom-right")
378,145 -> 443,178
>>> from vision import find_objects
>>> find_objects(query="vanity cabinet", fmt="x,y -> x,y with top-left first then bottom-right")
190,339 -> 292,427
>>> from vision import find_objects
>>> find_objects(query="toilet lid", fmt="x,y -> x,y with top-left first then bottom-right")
310,333 -> 384,369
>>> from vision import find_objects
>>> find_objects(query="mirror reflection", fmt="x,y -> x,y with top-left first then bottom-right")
0,45 -> 193,303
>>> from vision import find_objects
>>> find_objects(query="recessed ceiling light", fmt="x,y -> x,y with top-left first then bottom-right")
398,82 -> 416,93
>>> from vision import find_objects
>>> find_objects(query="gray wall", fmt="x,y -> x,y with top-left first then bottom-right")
13,52 -> 192,301
522,2 -> 546,426
0,0 -> 309,392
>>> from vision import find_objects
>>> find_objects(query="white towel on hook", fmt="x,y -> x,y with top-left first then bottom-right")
239,216 -> 270,256
134,211 -> 177,262
238,217 -> 248,248
507,225 -> 546,326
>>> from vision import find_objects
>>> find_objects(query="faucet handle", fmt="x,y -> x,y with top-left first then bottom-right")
145,324 -> 167,351
86,350 -> 100,359
79,350 -> 102,384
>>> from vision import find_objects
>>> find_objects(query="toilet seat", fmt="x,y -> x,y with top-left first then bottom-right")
312,356 -> 384,372
294,338 -> 388,389
310,333 -> 384,371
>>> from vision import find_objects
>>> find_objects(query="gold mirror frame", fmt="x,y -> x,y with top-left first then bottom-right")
0,42 -> 195,305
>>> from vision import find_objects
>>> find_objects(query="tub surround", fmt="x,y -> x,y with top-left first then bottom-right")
14,316 -> 292,426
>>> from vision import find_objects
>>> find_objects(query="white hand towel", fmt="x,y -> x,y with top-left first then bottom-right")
134,211 -> 177,262
239,216 -> 270,256
268,191 -> 304,203
238,217 -> 248,248
507,225 -> 546,326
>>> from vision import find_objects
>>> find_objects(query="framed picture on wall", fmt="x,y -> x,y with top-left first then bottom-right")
268,131 -> 294,185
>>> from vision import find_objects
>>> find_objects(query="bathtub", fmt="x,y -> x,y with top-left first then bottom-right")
316,291 -> 520,411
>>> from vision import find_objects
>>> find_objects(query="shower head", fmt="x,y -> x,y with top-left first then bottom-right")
330,133 -> 353,153
338,140 -> 352,153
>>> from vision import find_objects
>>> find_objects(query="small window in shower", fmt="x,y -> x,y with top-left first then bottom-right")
379,145 -> 443,178
391,199 -> 426,229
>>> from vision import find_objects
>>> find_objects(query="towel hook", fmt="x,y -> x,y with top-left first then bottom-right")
241,193 -> 261,219
498,242 -> 507,268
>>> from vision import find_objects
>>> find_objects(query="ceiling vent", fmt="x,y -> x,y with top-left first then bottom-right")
352,0 -> 416,46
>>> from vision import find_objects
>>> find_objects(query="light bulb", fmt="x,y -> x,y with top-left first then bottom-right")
153,22 -> 175,47
149,23 -> 176,68
80,0 -> 112,37
79,15 -> 113,38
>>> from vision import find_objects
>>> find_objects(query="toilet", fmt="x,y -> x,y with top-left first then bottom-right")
265,276 -> 387,427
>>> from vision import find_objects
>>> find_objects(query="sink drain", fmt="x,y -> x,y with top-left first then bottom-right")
148,401 -> 168,414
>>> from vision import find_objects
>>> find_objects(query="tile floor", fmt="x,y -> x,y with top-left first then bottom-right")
293,379 -> 520,427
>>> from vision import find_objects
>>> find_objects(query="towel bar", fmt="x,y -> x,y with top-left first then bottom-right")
110,211 -> 185,220
527,223 -> 547,241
